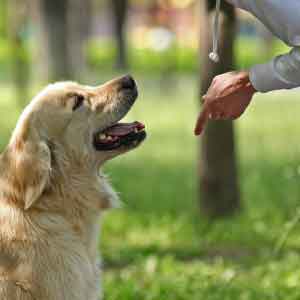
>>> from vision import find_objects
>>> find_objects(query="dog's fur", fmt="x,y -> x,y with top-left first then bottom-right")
0,77 -> 143,300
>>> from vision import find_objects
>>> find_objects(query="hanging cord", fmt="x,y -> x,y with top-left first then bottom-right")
209,0 -> 221,63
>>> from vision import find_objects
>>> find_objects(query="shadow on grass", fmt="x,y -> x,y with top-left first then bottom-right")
103,243 -> 263,271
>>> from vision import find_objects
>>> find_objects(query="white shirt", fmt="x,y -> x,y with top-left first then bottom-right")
227,0 -> 300,92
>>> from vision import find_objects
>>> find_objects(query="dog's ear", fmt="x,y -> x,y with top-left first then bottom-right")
10,139 -> 52,210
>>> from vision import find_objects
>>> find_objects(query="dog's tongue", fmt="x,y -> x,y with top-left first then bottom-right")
105,122 -> 144,137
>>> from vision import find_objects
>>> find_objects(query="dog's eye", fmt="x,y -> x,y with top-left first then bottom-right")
73,95 -> 84,111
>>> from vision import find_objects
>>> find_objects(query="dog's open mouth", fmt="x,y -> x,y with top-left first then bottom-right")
93,121 -> 146,151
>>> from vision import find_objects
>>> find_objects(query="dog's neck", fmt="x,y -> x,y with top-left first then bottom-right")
0,155 -> 118,269
0,144 -> 118,238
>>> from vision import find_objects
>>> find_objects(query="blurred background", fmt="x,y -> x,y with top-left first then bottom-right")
1,0 -> 300,299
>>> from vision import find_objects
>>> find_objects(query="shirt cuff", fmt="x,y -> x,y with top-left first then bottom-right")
249,61 -> 298,93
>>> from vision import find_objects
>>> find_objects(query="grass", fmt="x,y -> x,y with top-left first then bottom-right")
1,78 -> 300,299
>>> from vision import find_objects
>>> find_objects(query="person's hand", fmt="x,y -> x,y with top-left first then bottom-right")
194,71 -> 256,136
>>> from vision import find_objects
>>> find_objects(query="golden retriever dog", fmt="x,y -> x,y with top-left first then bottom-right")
0,75 -> 146,300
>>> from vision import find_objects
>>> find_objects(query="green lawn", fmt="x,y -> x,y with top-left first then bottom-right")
1,79 -> 300,299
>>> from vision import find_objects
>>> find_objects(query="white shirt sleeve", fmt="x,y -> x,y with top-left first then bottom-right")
226,0 -> 300,92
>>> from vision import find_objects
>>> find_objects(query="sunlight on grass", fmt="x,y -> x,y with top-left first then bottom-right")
1,81 -> 300,299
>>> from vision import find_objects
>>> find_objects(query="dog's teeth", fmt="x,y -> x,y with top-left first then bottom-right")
99,134 -> 106,140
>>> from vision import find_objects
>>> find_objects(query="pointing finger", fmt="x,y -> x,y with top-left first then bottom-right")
194,104 -> 210,136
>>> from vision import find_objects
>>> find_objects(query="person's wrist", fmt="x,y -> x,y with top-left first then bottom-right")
241,70 -> 257,94
248,83 -> 257,94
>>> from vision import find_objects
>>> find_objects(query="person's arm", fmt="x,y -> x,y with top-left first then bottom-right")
250,47 -> 300,92
194,0 -> 300,135
227,0 -> 300,92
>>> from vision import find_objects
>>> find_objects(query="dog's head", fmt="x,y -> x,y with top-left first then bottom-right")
3,75 -> 146,210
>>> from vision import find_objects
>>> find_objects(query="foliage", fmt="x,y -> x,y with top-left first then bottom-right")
87,39 -> 196,74
0,0 -> 7,38
236,37 -> 290,70
87,37 -> 289,74
0,36 -> 290,81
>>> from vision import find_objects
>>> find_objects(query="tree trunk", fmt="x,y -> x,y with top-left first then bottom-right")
8,0 -> 30,108
68,0 -> 92,81
111,0 -> 128,70
199,0 -> 240,218
29,0 -> 49,82
39,0 -> 70,81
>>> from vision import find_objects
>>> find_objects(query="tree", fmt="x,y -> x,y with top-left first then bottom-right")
111,0 -> 129,70
39,0 -> 70,81
35,0 -> 91,82
199,0 -> 240,218
68,0 -> 92,80
8,0 -> 30,108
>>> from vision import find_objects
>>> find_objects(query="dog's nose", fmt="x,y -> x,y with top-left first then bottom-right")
120,75 -> 136,90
